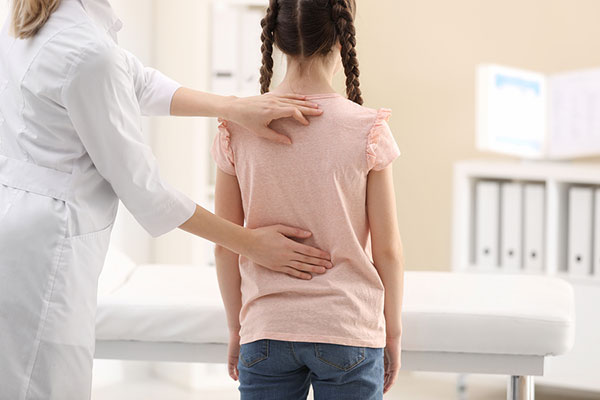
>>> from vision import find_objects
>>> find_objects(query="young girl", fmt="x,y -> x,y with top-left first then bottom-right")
211,0 -> 404,398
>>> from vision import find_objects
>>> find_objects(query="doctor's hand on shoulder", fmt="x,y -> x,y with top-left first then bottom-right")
223,93 -> 323,144
170,88 -> 323,144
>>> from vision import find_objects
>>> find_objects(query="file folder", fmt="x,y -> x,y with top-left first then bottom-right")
475,181 -> 500,268
594,189 -> 600,277
568,187 -> 594,277
523,183 -> 545,273
500,182 -> 523,271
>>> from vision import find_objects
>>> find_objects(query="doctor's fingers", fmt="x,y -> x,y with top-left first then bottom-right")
288,261 -> 328,275
291,254 -> 333,269
256,126 -> 293,144
291,242 -> 331,262
276,98 -> 324,114
272,93 -> 323,107
276,93 -> 310,101
272,107 -> 310,126
279,266 -> 313,280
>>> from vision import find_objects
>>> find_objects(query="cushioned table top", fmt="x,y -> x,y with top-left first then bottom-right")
96,265 -> 574,357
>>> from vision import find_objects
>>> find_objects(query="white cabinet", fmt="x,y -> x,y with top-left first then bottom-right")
453,159 -> 600,393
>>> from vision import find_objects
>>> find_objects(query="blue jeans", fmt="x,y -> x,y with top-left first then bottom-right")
238,339 -> 384,400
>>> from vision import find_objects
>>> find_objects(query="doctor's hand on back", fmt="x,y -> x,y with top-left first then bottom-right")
171,87 -> 322,144
170,88 -> 331,280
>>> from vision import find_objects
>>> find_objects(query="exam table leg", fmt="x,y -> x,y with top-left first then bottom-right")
456,374 -> 468,400
507,375 -> 534,400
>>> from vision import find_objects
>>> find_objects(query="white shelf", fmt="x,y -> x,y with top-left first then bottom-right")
454,158 -> 600,184
452,158 -> 600,393
453,158 -> 600,279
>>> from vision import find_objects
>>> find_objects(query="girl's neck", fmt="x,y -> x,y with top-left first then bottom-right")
272,57 -> 337,96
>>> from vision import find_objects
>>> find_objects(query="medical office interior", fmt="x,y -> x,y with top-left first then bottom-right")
2,0 -> 600,399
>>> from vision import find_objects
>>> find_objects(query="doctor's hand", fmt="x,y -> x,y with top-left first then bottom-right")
225,94 -> 323,144
170,88 -> 322,144
179,205 -> 331,280
246,225 -> 333,280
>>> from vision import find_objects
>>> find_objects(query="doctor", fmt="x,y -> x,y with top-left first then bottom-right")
0,0 -> 332,399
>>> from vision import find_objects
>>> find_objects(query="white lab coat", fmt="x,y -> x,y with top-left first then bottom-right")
0,0 -> 196,398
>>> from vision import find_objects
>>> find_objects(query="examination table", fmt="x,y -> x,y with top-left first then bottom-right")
95,253 -> 575,400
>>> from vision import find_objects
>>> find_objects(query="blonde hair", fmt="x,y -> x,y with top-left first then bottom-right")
11,0 -> 61,39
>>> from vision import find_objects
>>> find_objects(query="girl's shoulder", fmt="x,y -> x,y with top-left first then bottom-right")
327,95 -> 392,135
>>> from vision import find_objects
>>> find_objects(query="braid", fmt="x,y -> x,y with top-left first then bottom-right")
260,0 -> 279,94
331,0 -> 363,105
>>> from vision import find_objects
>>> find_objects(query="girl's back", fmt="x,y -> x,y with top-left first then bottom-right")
212,93 -> 399,347
212,0 -> 404,397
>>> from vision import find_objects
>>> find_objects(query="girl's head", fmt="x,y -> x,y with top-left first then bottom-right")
11,0 -> 61,39
259,0 -> 363,105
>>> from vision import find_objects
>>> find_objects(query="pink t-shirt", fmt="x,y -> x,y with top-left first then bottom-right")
211,93 -> 400,348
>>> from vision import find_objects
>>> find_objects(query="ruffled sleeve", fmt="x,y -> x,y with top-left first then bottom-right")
366,108 -> 401,171
210,118 -> 236,176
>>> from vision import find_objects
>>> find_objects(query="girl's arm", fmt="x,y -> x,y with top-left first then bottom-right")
213,169 -> 245,335
170,88 -> 323,144
213,169 -> 245,380
367,165 -> 404,338
366,165 -> 404,393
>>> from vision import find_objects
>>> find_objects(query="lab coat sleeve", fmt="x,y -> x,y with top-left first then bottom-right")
61,45 -> 196,237
122,49 -> 182,116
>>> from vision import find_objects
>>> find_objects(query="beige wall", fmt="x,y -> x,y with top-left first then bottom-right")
347,0 -> 600,271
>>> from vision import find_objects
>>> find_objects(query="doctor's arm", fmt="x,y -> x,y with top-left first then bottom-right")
123,51 -> 322,145
63,47 -> 330,278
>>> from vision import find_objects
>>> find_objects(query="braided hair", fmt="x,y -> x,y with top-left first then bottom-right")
259,0 -> 363,105
331,0 -> 362,104
259,0 -> 279,95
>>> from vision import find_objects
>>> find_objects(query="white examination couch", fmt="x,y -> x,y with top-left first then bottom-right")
95,251 -> 575,400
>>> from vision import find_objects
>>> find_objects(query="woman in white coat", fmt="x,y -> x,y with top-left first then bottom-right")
0,0 -> 333,399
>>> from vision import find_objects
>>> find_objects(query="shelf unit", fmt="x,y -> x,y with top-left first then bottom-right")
452,158 -> 600,392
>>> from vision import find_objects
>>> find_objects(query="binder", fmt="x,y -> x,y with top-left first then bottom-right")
211,4 -> 240,94
475,181 -> 500,268
568,187 -> 594,277
594,189 -> 600,276
500,182 -> 523,271
523,183 -> 545,273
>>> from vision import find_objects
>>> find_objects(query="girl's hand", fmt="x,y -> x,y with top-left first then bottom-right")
227,332 -> 241,381
246,225 -> 333,280
383,336 -> 401,394
225,93 -> 323,144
